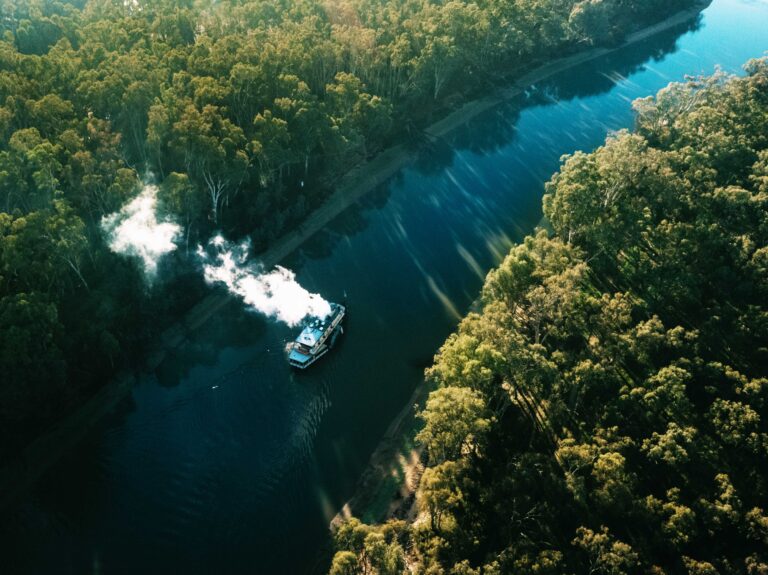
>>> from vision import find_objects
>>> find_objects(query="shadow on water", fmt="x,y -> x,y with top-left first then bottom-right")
412,137 -> 460,175
533,16 -> 705,101
292,182 -> 395,263
446,14 -> 704,158
288,15 -> 703,272
154,301 -> 271,388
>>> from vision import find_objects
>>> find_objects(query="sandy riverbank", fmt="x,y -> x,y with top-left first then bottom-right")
0,0 -> 710,515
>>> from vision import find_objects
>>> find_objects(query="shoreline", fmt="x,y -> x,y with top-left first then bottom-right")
330,378 -> 431,530
328,0 -> 712,528
0,0 -> 710,515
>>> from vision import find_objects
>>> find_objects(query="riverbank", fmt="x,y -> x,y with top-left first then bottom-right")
0,0 -> 710,515
328,0 -> 712,529
330,379 -> 431,529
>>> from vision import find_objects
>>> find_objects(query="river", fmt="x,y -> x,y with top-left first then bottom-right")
3,1 -> 768,573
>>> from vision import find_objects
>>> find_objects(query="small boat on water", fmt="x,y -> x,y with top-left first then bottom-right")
286,303 -> 345,369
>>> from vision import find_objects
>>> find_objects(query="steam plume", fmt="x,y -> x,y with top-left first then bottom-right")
101,184 -> 181,277
198,235 -> 331,326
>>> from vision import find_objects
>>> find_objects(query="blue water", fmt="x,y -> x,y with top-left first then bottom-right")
3,1 -> 767,573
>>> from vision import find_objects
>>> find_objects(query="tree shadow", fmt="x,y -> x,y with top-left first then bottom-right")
534,16 -> 704,102
290,181 -> 396,263
420,13 -> 704,166
154,300 -> 271,388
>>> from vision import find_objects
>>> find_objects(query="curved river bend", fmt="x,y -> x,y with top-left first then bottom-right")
3,1 -> 768,573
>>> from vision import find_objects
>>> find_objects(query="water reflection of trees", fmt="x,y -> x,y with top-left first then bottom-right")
448,16 -> 703,157
292,15 -> 701,262
294,181 -> 396,262
155,302 -> 271,387
533,16 -> 704,101
445,101 -> 524,157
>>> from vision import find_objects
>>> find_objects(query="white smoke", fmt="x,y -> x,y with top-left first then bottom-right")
198,235 -> 332,327
102,187 -> 331,325
101,184 -> 182,278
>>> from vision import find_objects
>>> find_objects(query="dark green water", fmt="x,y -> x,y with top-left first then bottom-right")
3,1 -> 768,573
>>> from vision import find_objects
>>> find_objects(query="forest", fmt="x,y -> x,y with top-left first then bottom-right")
0,0 -> 697,453
330,60 -> 768,574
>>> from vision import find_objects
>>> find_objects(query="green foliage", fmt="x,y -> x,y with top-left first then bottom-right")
572,526 -> 639,575
329,551 -> 359,575
332,60 -> 768,574
0,291 -> 65,425
416,386 -> 491,463
332,518 -> 409,575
